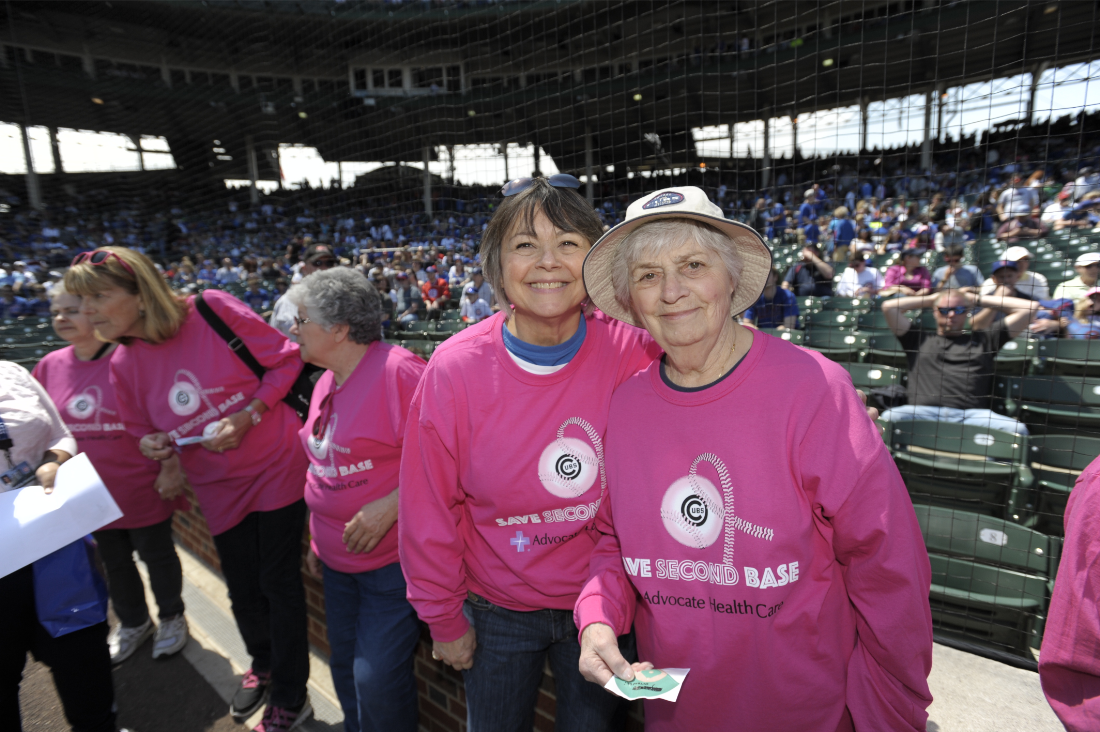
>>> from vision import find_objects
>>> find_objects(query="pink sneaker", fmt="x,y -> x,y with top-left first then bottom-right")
230,668 -> 271,719
252,700 -> 312,732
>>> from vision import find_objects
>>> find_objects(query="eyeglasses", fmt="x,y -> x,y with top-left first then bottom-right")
293,315 -> 312,327
71,249 -> 136,277
937,306 -> 971,317
311,258 -> 336,269
501,174 -> 581,197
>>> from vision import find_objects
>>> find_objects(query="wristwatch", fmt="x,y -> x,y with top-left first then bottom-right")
243,405 -> 262,426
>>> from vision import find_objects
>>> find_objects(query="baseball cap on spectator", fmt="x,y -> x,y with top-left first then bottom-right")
303,244 -> 335,263
470,266 -> 483,275
1076,252 -> 1100,267
804,189 -> 815,199
1085,287 -> 1100,299
395,271 -> 409,280
426,265 -> 437,273
465,285 -> 478,296
1003,246 -> 1031,261
990,260 -> 1018,273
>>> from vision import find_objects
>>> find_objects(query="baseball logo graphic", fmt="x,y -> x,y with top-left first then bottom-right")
67,391 -> 97,420
538,436 -> 598,498
169,380 -> 201,416
661,453 -> 775,565
661,475 -> 723,548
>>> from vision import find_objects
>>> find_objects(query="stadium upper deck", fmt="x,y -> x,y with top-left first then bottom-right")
1,0 -> 1096,184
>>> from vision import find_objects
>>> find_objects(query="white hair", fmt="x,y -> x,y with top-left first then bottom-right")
611,219 -> 744,317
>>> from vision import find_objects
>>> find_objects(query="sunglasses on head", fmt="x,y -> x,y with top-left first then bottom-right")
71,249 -> 136,277
937,306 -> 970,317
312,258 -> 336,269
501,174 -> 582,197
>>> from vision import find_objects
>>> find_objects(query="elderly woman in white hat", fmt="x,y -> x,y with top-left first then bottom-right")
574,187 -> 934,731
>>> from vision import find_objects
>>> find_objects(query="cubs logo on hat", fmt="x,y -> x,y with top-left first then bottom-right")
582,186 -> 772,326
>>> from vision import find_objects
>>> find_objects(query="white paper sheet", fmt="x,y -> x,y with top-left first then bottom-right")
0,453 -> 123,577
604,668 -> 690,702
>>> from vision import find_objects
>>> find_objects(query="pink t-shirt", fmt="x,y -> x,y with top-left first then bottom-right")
301,342 -> 425,574
398,311 -> 662,643
34,346 -> 187,530
1040,457 -> 1100,731
110,290 -> 308,536
884,264 -> 932,291
576,334 -> 933,732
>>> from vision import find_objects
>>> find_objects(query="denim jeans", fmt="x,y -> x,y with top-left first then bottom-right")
322,562 -> 419,732
462,594 -> 632,732
879,405 -> 1030,435
0,564 -> 115,732
212,499 -> 309,709
94,516 -> 185,627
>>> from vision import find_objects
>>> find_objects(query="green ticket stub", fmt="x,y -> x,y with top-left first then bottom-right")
612,669 -> 681,699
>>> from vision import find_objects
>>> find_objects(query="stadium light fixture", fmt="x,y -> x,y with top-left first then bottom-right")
91,97 -> 104,105
633,93 -> 643,101
822,59 -> 834,68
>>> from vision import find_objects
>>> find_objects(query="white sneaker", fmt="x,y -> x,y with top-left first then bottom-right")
108,619 -> 154,664
152,614 -> 189,659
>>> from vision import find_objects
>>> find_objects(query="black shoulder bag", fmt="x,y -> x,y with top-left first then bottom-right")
194,292 -> 323,423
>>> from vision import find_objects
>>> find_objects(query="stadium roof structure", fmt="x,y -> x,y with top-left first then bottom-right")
1,0 -> 1097,182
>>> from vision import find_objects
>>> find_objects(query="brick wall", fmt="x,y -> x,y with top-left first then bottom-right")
171,497 -> 644,730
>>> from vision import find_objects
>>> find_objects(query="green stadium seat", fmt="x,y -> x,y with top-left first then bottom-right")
856,310 -> 893,333
927,553 -> 1049,654
886,420 -> 1035,523
798,296 -> 827,314
1034,339 -> 1100,377
999,375 -> 1100,429
822,297 -> 873,312
404,321 -> 435,333
1028,434 -> 1100,536
806,310 -> 857,331
400,340 -> 435,360
994,337 -> 1038,377
760,328 -> 805,345
841,362 -> 904,391
803,329 -> 865,362
913,505 -> 1059,578
863,332 -> 909,369
441,310 -> 463,321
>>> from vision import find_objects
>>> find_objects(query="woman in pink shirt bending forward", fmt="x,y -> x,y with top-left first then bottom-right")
399,175 -> 661,731
34,282 -> 189,666
65,247 -> 312,732
576,187 -> 934,731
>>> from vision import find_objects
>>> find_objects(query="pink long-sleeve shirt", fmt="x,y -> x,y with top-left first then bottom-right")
575,333 -> 933,732
34,346 -> 188,530
300,341 -> 425,574
1040,457 -> 1100,731
110,290 -> 308,536
398,310 -> 661,643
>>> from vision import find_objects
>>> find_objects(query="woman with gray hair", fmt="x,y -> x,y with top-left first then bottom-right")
575,187 -> 934,731
287,267 -> 426,732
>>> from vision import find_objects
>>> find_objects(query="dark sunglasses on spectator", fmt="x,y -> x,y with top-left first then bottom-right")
312,258 -> 336,269
501,174 -> 582,197
312,391 -> 335,438
71,249 -> 136,277
937,306 -> 970,316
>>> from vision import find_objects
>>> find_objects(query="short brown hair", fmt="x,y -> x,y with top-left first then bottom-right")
479,179 -> 603,311
64,246 -> 189,344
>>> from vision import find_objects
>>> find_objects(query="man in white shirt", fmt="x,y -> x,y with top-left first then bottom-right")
1054,252 -> 1100,302
460,286 -> 492,323
997,181 -> 1039,221
979,246 -> 1049,300
835,252 -> 885,297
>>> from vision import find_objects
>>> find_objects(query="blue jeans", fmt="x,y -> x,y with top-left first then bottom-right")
462,594 -> 631,732
322,562 -> 420,732
879,405 -> 1029,435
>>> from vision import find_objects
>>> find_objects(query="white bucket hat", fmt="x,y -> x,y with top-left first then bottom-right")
582,187 -> 772,326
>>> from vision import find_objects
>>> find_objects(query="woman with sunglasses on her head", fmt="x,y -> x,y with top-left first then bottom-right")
65,247 -> 314,732
399,175 -> 662,731
32,282 -> 190,666
287,268 -> 425,732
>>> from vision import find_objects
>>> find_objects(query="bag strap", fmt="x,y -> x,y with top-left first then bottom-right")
194,292 -> 267,382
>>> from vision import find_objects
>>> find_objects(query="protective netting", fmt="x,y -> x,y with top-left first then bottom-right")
3,0 -> 1100,666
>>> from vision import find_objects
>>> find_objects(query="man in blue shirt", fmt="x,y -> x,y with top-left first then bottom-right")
0,285 -> 27,318
827,207 -> 856,259
798,190 -> 816,227
742,267 -> 800,329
